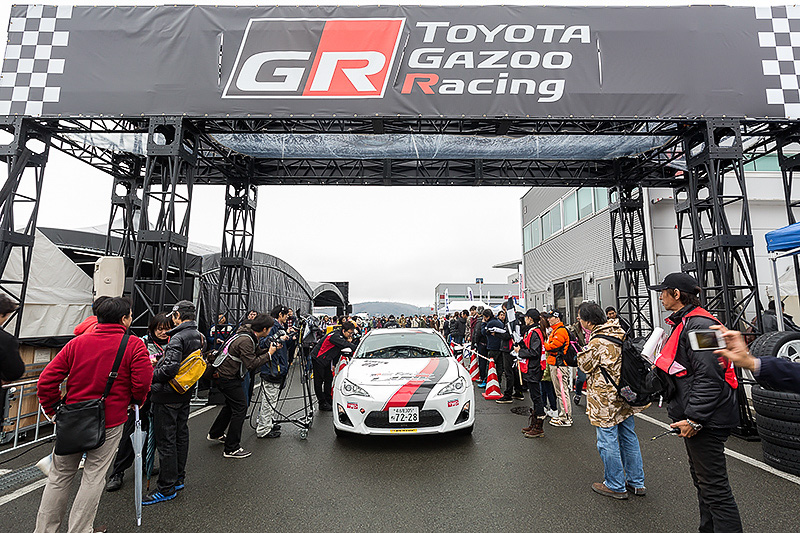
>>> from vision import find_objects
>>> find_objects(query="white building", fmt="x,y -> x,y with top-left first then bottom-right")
520,156 -> 798,327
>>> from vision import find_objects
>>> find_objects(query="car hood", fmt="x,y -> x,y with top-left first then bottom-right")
346,357 -> 459,387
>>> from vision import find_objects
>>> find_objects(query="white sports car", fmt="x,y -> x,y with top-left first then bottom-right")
332,328 -> 475,436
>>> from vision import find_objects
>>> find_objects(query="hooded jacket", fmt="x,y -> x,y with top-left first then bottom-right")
578,320 -> 647,428
151,320 -> 204,404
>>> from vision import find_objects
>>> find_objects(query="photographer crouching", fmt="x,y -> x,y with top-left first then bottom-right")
207,314 -> 277,458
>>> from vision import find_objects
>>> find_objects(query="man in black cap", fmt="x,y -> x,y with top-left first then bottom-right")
648,273 -> 742,532
145,300 -> 204,505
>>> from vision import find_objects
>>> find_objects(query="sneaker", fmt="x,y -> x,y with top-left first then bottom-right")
142,490 -> 176,505
174,479 -> 185,491
319,403 -> 333,412
495,397 -> 513,404
206,433 -> 225,443
573,394 -> 582,406
105,473 -> 123,492
545,409 -> 558,419
272,424 -> 282,431
549,418 -> 572,427
512,393 -> 526,401
477,381 -> 487,389
257,429 -> 282,439
592,482 -> 629,500
223,448 -> 252,459
626,483 -> 647,496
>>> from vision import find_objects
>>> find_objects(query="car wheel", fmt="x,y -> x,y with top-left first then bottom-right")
752,385 -> 800,422
750,331 -> 800,362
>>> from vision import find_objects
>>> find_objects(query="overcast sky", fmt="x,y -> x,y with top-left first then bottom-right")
0,0 -> 780,308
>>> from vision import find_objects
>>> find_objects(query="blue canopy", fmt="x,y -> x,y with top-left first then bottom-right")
766,222 -> 800,254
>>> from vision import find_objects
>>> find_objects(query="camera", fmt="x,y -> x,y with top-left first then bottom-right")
267,329 -> 288,346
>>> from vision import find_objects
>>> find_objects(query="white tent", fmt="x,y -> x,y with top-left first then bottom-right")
2,230 -> 93,340
437,301 -> 491,315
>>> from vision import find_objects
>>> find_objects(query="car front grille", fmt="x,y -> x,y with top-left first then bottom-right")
364,409 -> 444,429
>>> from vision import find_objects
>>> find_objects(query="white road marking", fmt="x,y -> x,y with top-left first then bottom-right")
0,404 -> 219,507
635,412 -> 800,487
0,479 -> 47,507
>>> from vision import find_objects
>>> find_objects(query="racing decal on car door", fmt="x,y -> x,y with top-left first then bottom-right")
382,358 -> 450,410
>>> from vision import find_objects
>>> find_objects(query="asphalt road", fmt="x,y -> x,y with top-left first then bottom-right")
1,379 -> 799,533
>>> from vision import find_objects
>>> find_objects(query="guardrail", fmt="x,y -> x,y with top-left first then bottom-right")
1,376 -> 211,457
1,379 -> 55,456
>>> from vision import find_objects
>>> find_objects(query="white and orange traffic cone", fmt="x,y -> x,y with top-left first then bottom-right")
481,360 -> 503,400
469,350 -> 480,382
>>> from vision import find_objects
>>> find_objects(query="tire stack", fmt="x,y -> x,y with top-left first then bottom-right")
750,331 -> 800,476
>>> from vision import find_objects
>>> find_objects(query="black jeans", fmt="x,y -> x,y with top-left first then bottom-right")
683,428 -> 743,533
208,378 -> 248,454
109,402 -> 151,478
153,402 -> 190,495
526,378 -> 545,417
312,357 -> 333,407
501,351 -> 524,397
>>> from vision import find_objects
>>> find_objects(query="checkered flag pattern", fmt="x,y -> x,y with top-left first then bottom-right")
0,5 -> 72,116
756,5 -> 800,118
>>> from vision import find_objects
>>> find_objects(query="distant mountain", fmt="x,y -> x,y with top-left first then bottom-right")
352,301 -> 431,317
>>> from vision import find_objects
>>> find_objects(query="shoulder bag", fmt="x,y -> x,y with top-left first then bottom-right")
53,332 -> 130,456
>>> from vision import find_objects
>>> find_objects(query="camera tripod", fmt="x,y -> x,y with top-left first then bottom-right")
247,321 -> 316,439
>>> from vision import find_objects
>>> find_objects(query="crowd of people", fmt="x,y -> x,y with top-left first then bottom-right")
2,271 -> 799,533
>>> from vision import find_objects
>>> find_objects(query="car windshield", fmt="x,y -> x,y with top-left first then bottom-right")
354,332 -> 450,359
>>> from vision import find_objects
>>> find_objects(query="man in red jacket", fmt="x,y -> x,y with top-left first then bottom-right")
35,297 -> 152,533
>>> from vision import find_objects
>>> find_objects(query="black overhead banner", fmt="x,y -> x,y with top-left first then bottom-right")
0,4 -> 797,119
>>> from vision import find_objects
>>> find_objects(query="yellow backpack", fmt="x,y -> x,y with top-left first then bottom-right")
169,349 -> 207,394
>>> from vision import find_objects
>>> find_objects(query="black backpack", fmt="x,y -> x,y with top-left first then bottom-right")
556,326 -> 579,367
592,334 -> 662,407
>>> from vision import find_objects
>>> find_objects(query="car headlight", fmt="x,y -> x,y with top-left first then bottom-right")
438,376 -> 467,396
341,379 -> 371,398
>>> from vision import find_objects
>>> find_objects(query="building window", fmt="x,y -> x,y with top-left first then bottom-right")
594,187 -> 609,211
523,223 -> 532,252
542,211 -> 552,240
563,191 -> 578,227
551,203 -> 562,234
577,187 -> 593,219
533,218 -> 541,246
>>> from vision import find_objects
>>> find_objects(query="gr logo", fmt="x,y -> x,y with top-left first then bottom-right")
223,18 -> 405,98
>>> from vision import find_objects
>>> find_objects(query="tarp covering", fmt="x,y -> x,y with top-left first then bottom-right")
63,132 -> 673,161
766,222 -> 800,255
1,5 -> 798,119
199,252 -> 314,331
2,230 -> 93,341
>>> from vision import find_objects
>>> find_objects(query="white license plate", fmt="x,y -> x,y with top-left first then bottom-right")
389,407 -> 419,424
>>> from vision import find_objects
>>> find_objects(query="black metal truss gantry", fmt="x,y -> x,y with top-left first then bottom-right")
0,115 -> 795,349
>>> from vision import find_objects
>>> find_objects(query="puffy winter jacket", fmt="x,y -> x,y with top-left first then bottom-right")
544,322 -> 570,366
260,321 -> 290,383
151,320 -> 204,404
453,316 -> 467,337
660,305 -> 739,429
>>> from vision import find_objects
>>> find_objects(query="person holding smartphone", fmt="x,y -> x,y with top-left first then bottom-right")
648,273 -> 742,533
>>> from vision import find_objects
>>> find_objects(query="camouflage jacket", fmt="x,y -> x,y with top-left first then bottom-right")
577,320 -> 646,427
